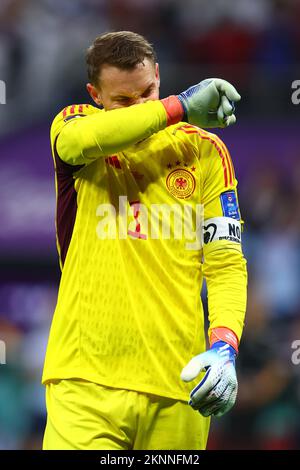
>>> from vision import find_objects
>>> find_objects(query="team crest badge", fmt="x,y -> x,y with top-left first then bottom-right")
166,169 -> 196,199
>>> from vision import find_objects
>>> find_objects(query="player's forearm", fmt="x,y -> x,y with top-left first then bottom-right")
202,243 -> 247,343
56,99 -> 182,166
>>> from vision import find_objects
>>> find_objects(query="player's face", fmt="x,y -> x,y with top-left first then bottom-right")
87,59 -> 160,110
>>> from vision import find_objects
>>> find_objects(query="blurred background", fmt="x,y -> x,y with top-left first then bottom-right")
0,0 -> 300,450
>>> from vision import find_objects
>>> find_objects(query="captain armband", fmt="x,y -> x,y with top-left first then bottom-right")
203,217 -> 241,245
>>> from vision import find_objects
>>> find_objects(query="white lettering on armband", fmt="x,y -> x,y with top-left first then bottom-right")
203,217 -> 241,244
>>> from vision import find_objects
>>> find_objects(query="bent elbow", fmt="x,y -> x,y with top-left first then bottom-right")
56,122 -> 84,166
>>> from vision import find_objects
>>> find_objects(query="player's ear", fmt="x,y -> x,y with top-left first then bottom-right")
155,63 -> 160,88
86,83 -> 102,106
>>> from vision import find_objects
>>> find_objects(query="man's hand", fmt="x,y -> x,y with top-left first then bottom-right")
177,78 -> 241,128
180,341 -> 238,417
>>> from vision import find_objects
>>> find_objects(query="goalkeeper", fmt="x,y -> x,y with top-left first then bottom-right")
42,31 -> 247,450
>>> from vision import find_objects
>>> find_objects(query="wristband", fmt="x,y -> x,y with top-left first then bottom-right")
210,327 -> 239,353
160,95 -> 184,126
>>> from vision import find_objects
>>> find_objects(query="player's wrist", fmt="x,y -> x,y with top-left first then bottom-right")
210,327 -> 239,354
160,95 -> 184,126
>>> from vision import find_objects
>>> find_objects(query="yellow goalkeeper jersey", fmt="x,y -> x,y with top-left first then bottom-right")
42,102 -> 247,401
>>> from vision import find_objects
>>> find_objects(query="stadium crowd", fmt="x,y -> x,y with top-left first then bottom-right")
0,0 -> 299,134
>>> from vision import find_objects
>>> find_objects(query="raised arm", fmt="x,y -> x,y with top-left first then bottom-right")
51,78 -> 241,166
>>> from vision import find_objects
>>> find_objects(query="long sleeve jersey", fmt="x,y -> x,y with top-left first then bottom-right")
42,101 -> 247,401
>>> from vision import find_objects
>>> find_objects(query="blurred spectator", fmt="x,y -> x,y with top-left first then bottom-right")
0,284 -> 55,449
209,286 -> 299,450
1,0 -> 299,136
241,164 -> 300,318
0,0 -> 26,94
255,0 -> 299,71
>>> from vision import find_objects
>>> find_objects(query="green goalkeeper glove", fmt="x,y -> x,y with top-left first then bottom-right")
162,78 -> 241,129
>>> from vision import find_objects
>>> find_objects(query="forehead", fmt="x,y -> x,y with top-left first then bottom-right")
99,59 -> 156,96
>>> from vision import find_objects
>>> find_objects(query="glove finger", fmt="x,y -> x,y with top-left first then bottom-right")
197,395 -> 226,417
180,351 -> 213,382
213,385 -> 238,417
206,111 -> 221,128
221,95 -> 234,116
189,360 -> 227,406
198,400 -> 224,418
198,381 -> 235,417
209,385 -> 237,417
190,360 -> 236,407
199,400 -> 224,417
194,381 -> 230,415
188,368 -> 217,407
217,104 -> 224,122
224,114 -> 236,127
213,78 -> 241,102
211,110 -> 230,128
